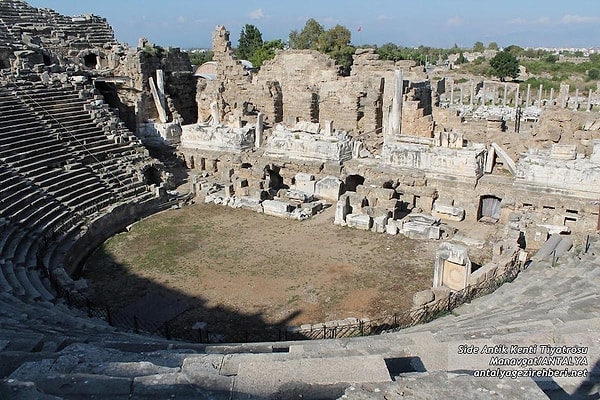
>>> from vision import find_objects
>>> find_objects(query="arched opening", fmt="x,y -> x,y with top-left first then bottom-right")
478,195 -> 502,223
345,174 -> 365,192
94,80 -> 136,132
83,53 -> 97,69
264,164 -> 287,191
143,166 -> 162,186
42,54 -> 52,66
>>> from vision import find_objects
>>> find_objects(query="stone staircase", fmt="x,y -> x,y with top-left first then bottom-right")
0,0 -> 117,52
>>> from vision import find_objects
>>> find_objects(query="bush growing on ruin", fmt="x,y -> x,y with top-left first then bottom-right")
142,44 -> 166,58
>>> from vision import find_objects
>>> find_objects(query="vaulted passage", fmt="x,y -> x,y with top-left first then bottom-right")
478,195 -> 502,223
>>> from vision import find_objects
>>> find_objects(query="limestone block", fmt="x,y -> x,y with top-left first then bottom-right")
346,213 -> 372,230
224,184 -> 234,198
295,172 -> 315,182
235,178 -> 248,188
314,176 -> 343,202
334,195 -> 351,225
346,192 -> 367,213
237,187 -> 250,197
238,197 -> 263,212
300,201 -> 323,216
550,144 -> 577,160
284,189 -> 313,203
385,220 -> 398,235
372,215 -> 388,233
262,200 -> 293,218
249,189 -> 269,201
413,289 -> 435,307
428,226 -> 441,240
402,221 -> 431,239
406,213 -> 439,225
415,195 -> 434,213
371,187 -> 396,201
293,121 -> 320,133
432,203 -> 465,221
433,242 -> 472,290
432,285 -> 451,301
377,199 -> 400,213
294,180 -> 316,196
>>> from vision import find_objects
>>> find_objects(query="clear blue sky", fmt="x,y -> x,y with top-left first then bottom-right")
27,0 -> 600,49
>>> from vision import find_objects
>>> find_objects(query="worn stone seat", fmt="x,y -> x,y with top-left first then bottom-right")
1,261 -> 26,297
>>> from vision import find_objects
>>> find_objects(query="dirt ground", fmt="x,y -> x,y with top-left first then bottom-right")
83,203 -> 450,338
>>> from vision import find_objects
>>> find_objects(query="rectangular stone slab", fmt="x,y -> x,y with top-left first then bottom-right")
234,355 -> 390,398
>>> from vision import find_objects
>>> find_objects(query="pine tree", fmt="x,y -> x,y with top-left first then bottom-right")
237,24 -> 263,61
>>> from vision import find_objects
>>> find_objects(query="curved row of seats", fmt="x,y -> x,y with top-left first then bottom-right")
0,81 -> 158,311
0,0 -> 116,51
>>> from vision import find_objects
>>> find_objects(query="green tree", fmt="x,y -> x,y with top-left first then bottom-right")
376,42 -> 403,61
317,24 -> 354,74
237,24 -> 263,60
455,52 -> 467,64
504,44 -> 524,58
188,50 -> 213,66
317,24 -> 351,53
588,68 -> 600,80
250,39 -> 285,69
289,20 -> 355,75
487,42 -> 498,50
289,18 -> 324,49
490,50 -> 520,81
473,41 -> 485,52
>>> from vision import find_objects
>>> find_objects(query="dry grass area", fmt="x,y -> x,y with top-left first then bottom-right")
83,203 -> 440,337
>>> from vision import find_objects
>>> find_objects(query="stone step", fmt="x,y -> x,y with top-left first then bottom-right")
0,330 -> 45,352
233,354 -> 391,399
15,266 -> 42,301
0,263 -> 13,294
2,262 -> 26,297
26,269 -> 55,302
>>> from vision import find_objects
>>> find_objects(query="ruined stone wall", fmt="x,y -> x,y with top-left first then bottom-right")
112,43 -> 196,129
403,81 -> 434,137
195,26 -> 253,125
318,79 -> 362,131
0,0 -> 120,71
159,49 -> 197,124
351,49 -> 433,140
256,50 -> 339,124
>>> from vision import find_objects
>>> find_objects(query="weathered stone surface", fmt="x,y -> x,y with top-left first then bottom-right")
264,123 -> 353,163
262,199 -> 293,218
234,355 -> 391,399
413,289 -> 435,307
346,213 -> 372,230
334,195 -> 351,225
314,176 -> 343,202
432,203 -> 465,221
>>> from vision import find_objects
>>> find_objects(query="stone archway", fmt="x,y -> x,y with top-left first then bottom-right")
478,195 -> 502,223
